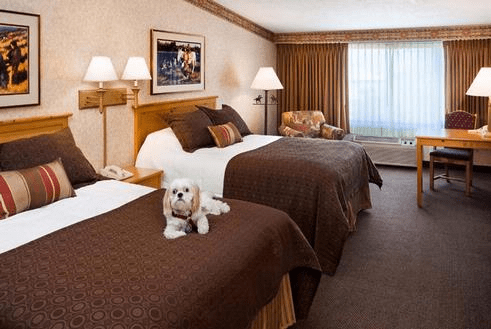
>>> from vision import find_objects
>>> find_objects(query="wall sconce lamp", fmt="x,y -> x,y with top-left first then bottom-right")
78,56 -> 151,167
466,67 -> 491,138
121,56 -> 152,109
251,67 -> 283,135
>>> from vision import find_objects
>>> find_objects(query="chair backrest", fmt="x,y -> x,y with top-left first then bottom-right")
281,111 -> 326,127
445,111 -> 477,129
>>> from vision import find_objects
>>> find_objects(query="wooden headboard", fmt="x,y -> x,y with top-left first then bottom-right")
0,113 -> 72,144
133,96 -> 218,160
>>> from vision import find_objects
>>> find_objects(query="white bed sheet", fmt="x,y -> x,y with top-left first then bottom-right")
0,180 -> 154,254
135,128 -> 280,196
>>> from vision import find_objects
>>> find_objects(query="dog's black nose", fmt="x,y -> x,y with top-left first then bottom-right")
177,192 -> 183,198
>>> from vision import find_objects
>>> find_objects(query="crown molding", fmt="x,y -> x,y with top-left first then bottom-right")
184,1 -> 491,45
183,0 -> 275,41
275,25 -> 491,44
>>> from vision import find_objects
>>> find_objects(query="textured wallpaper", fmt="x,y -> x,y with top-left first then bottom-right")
0,0 -> 276,169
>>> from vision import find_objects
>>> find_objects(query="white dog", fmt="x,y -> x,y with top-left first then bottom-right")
163,178 -> 230,239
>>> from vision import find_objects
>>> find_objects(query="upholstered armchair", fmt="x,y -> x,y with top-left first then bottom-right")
278,111 -> 345,140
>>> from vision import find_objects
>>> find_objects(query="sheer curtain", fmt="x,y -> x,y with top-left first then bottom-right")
348,42 -> 445,138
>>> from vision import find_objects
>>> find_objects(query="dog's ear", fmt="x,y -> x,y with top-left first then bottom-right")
163,188 -> 172,217
191,183 -> 201,215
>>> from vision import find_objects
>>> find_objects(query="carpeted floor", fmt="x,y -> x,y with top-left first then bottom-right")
292,165 -> 491,329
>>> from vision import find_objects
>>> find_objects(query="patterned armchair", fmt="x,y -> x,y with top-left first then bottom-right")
278,111 -> 345,140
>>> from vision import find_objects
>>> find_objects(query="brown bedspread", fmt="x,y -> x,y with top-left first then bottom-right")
0,189 -> 321,329
224,138 -> 383,275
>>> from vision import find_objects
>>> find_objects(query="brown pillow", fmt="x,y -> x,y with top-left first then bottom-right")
163,110 -> 215,152
208,122 -> 243,148
0,128 -> 98,188
0,159 -> 76,220
197,104 -> 252,136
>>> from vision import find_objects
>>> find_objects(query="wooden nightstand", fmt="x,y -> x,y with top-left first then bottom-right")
122,166 -> 163,189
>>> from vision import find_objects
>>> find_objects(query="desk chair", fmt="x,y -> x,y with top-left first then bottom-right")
429,111 -> 477,196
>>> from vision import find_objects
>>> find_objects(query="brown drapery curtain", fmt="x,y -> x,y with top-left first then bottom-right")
276,43 -> 349,131
444,39 -> 491,127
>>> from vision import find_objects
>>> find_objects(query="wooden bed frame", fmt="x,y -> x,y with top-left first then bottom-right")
132,95 -> 296,329
1,104 -> 296,329
0,113 -> 72,144
133,95 -> 217,161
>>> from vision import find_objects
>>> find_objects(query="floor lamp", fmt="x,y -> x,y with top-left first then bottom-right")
466,67 -> 491,138
251,67 -> 283,135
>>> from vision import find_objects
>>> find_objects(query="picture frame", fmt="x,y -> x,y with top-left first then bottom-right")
151,29 -> 204,94
0,10 -> 40,109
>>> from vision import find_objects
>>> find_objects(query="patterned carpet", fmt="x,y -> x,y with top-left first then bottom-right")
293,165 -> 491,329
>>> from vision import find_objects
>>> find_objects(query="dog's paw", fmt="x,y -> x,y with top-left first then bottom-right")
163,229 -> 187,239
220,202 -> 230,213
197,220 -> 209,235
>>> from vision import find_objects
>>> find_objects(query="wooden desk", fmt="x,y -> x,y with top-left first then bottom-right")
416,129 -> 491,207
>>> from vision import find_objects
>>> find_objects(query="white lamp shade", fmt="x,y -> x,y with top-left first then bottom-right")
83,56 -> 118,85
122,57 -> 152,81
251,67 -> 283,90
466,67 -> 491,97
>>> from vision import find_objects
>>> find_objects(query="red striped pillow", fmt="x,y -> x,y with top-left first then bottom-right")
0,159 -> 75,220
207,122 -> 243,148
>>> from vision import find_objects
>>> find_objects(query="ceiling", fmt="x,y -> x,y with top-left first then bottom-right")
213,0 -> 491,33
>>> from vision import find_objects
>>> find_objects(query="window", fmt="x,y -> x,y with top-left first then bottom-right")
348,42 -> 445,138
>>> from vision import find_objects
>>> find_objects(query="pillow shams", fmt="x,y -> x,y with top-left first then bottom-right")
197,104 -> 252,136
208,122 -> 243,148
0,158 -> 76,220
163,110 -> 215,152
0,127 -> 98,188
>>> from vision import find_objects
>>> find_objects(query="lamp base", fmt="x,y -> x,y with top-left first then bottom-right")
482,125 -> 491,139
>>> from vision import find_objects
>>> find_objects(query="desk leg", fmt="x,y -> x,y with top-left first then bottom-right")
416,142 -> 423,207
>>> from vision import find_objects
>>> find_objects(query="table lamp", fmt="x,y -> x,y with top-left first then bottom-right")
466,67 -> 491,138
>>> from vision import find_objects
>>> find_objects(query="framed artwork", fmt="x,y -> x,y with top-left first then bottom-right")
151,29 -> 204,94
0,10 -> 40,109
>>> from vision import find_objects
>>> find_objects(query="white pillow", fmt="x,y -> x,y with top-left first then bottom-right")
135,127 -> 183,170
143,127 -> 183,153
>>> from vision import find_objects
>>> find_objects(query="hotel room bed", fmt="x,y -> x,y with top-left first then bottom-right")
0,114 -> 321,329
133,96 -> 383,275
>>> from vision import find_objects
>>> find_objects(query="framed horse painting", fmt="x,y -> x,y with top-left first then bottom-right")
0,10 -> 40,109
150,29 -> 205,94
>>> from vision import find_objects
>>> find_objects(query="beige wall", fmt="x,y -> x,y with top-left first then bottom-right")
0,0 -> 276,169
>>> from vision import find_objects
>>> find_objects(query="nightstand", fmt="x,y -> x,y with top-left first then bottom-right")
122,166 -> 163,189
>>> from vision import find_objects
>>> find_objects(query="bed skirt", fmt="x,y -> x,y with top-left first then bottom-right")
250,274 -> 296,329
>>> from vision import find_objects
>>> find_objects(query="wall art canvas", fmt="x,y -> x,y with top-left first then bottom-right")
0,10 -> 40,108
151,29 -> 204,94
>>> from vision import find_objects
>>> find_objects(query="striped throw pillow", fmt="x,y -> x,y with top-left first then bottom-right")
207,122 -> 243,148
0,158 -> 75,220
